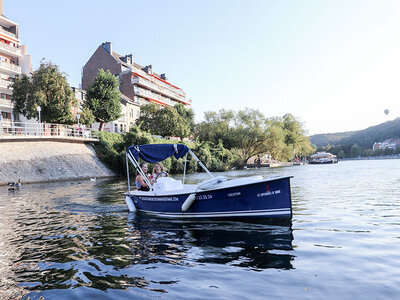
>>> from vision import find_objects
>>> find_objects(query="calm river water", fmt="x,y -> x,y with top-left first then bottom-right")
1,159 -> 400,299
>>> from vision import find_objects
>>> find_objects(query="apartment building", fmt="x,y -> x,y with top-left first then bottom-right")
82,42 -> 191,133
0,1 -> 32,124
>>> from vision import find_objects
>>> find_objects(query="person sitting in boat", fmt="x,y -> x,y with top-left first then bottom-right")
150,162 -> 169,184
136,163 -> 150,191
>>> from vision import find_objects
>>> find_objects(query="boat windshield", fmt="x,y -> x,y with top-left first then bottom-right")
127,144 -> 189,163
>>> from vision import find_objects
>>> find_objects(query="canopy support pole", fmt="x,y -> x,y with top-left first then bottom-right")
126,150 -> 153,191
188,149 -> 213,178
183,153 -> 188,184
126,154 -> 131,193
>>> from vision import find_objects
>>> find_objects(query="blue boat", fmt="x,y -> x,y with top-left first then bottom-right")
125,144 -> 293,219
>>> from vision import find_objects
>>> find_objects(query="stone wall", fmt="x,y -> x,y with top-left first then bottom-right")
0,141 -> 115,185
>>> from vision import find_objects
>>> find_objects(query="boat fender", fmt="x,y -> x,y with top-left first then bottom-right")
125,195 -> 136,212
181,193 -> 196,211
198,176 -> 228,191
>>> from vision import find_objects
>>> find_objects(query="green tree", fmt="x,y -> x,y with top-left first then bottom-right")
264,124 -> 290,161
85,69 -> 121,131
79,106 -> 95,125
372,148 -> 382,156
350,144 -> 361,158
195,109 -> 235,147
281,113 -> 314,158
137,103 -> 160,134
137,103 -> 192,140
174,103 -> 195,133
337,150 -> 345,159
231,108 -> 269,163
12,61 -> 75,123
383,147 -> 395,156
158,105 -> 191,140
196,108 -> 312,163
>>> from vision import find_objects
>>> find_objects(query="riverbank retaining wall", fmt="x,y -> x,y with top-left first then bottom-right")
0,140 -> 115,185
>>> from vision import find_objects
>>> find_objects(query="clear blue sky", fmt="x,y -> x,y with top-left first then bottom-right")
6,0 -> 400,135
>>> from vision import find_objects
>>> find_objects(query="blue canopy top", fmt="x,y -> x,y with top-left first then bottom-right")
127,144 -> 189,163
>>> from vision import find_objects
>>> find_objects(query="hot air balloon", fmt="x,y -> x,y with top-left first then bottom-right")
384,109 -> 389,115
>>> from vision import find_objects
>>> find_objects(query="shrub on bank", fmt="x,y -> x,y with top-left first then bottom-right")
93,128 -> 238,176
93,131 -> 124,173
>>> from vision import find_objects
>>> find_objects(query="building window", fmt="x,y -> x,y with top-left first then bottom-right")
114,123 -> 118,133
120,124 -> 124,133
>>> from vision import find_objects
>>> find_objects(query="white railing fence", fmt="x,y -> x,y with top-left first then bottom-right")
0,121 -> 99,139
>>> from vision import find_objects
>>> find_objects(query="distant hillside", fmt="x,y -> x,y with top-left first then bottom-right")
310,118 -> 400,148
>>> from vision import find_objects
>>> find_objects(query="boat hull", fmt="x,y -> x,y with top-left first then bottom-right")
309,160 -> 338,164
126,177 -> 292,219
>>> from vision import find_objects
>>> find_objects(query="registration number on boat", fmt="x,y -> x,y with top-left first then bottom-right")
197,194 -> 213,200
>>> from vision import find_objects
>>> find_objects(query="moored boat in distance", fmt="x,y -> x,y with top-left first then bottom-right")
309,152 -> 338,164
124,144 -> 293,219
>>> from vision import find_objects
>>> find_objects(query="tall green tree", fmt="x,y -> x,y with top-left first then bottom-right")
136,102 -> 161,134
196,108 -> 313,163
195,109 -> 235,147
231,108 -> 269,163
174,103 -> 195,133
350,144 -> 361,157
337,150 -> 345,159
137,103 -> 193,140
85,69 -> 121,131
12,60 -> 75,123
264,124 -> 291,161
197,108 -> 269,163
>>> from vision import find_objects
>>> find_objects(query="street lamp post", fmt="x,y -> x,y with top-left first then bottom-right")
77,113 -> 80,137
37,106 -> 41,135
0,110 -> 3,135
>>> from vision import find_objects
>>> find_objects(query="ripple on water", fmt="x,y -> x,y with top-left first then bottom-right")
1,161 -> 400,299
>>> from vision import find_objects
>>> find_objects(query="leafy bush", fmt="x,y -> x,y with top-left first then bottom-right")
94,128 -> 242,176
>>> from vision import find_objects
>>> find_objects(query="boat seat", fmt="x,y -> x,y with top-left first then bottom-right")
153,177 -> 183,192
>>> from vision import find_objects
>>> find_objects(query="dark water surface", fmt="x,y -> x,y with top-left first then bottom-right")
1,160 -> 400,299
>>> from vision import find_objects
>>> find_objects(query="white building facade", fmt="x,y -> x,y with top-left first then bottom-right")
0,1 -> 32,125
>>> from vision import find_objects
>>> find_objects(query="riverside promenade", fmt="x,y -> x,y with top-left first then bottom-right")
0,122 -> 115,185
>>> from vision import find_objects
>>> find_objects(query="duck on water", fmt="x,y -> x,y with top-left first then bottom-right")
8,179 -> 21,191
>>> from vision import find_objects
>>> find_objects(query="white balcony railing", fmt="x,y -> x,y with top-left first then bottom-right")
132,76 -> 190,104
0,27 -> 17,39
0,98 -> 12,107
0,79 -> 13,89
134,87 -> 177,106
0,42 -> 21,56
131,69 -> 186,96
0,61 -> 21,73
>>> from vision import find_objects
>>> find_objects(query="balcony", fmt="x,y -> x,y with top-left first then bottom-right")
0,78 -> 12,89
0,61 -> 21,74
131,68 -> 185,94
131,76 -> 189,104
134,87 -> 177,106
0,27 -> 17,40
0,42 -> 21,57
0,98 -> 13,108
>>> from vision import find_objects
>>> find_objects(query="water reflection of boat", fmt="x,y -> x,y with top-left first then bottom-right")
125,144 -> 293,219
128,214 -> 295,270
